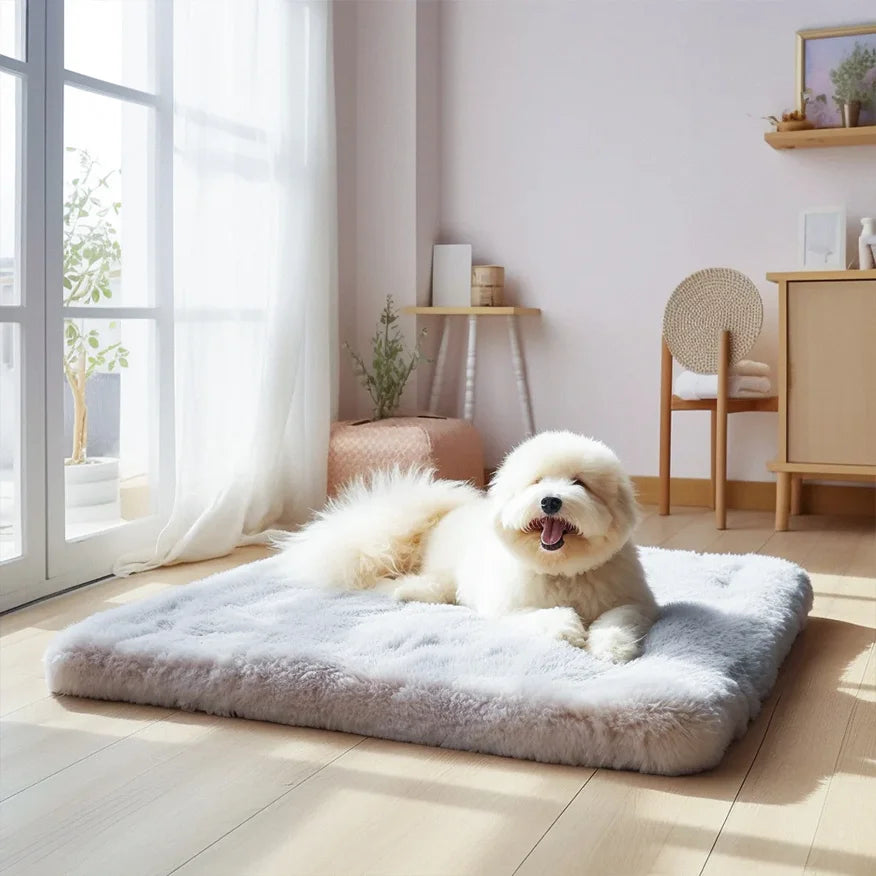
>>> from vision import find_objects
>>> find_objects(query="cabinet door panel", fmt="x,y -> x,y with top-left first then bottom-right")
787,280 -> 876,465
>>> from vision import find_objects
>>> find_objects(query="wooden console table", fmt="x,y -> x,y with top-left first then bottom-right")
767,270 -> 876,530
403,306 -> 541,436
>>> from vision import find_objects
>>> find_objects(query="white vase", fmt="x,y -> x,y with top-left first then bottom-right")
860,218 -> 876,270
64,457 -> 121,523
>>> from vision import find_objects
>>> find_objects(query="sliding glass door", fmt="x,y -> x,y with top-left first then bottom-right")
1,0 -> 46,606
0,0 -> 173,609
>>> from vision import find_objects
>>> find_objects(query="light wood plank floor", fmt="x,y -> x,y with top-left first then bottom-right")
1,508 -> 873,876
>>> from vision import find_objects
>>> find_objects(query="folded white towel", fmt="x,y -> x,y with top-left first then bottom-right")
674,371 -> 772,400
731,360 -> 770,378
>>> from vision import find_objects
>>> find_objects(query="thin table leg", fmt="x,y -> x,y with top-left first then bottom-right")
507,315 -> 535,436
715,331 -> 729,530
427,317 -> 451,414
775,472 -> 791,531
658,339 -> 673,515
710,408 -> 717,510
463,314 -> 478,422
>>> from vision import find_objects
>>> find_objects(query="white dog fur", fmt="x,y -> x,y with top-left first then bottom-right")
278,431 -> 658,662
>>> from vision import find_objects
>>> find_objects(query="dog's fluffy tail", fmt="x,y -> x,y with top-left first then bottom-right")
274,467 -> 480,590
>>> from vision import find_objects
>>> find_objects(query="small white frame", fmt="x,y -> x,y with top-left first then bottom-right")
431,244 -> 472,307
799,206 -> 847,270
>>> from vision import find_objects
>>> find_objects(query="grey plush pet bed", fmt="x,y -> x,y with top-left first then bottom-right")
45,548 -> 811,775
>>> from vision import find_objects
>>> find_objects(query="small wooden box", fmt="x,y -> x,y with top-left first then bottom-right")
471,265 -> 505,306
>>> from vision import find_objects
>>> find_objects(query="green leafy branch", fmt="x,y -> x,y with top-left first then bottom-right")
345,295 -> 428,420
62,147 -> 128,463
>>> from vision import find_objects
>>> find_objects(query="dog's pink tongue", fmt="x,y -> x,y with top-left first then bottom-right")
541,517 -> 565,546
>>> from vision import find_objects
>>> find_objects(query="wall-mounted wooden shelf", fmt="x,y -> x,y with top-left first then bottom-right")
765,125 -> 876,150
402,306 -> 541,316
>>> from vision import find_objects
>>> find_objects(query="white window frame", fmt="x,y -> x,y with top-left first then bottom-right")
0,0 -> 174,610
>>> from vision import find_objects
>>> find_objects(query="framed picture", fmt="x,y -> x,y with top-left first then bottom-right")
799,207 -> 847,270
796,24 -> 876,127
431,244 -> 472,307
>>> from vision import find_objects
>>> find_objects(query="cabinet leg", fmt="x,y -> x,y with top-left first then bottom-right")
790,475 -> 803,517
775,472 -> 791,531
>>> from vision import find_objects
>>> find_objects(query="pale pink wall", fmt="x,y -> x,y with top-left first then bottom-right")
335,0 -> 418,421
437,0 -> 876,478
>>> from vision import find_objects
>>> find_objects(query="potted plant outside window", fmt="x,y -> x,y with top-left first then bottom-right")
63,148 -> 130,523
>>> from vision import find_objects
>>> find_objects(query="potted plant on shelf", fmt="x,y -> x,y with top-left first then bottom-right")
63,147 -> 130,523
344,295 -> 427,421
764,90 -> 826,132
829,42 -> 876,128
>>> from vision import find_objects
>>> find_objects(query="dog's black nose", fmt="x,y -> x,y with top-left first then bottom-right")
541,496 -> 562,515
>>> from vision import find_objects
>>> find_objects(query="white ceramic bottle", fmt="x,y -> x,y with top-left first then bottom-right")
859,218 -> 876,270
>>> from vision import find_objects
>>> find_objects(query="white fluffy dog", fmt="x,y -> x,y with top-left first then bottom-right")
278,431 -> 658,663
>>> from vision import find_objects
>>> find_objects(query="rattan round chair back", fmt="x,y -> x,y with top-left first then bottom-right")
662,267 -> 763,374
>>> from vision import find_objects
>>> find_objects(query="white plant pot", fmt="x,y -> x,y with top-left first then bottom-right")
65,457 -> 121,524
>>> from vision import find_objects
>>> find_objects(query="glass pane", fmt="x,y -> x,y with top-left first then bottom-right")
63,318 -> 159,541
0,71 -> 22,305
0,0 -> 26,61
64,0 -> 155,92
63,86 -> 153,307
0,322 -> 21,562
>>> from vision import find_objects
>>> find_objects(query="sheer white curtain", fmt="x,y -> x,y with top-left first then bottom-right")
116,0 -> 337,574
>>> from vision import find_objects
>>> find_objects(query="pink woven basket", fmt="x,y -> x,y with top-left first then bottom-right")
328,417 -> 485,496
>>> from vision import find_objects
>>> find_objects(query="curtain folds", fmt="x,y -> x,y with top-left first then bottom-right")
115,0 -> 337,574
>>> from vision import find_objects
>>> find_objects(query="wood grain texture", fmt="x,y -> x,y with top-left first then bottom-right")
767,461 -> 876,476
777,276 -> 789,465
403,306 -> 540,316
775,471 -> 791,531
764,126 -> 876,150
767,269 -> 876,282
786,279 -> 876,467
702,522 -> 876,876
658,338 -> 673,515
669,395 -> 778,413
176,741 -> 588,876
0,516 -> 873,876
715,330 -> 729,529
633,476 -> 875,518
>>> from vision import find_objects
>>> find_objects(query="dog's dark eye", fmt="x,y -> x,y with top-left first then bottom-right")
573,479 -> 587,490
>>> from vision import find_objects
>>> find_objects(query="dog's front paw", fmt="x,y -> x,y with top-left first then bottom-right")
538,607 -> 589,648
586,627 -> 642,663
392,574 -> 454,605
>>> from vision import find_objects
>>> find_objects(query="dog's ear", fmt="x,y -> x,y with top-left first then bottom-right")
612,471 -> 641,534
486,464 -> 512,505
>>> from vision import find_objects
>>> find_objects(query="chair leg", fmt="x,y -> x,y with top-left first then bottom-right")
715,331 -> 729,529
776,472 -> 791,531
658,339 -> 672,515
710,409 -> 717,510
790,475 -> 803,516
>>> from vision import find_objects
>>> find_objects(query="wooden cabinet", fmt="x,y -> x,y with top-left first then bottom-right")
767,270 -> 876,529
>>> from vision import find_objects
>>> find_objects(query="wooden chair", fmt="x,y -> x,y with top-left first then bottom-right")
659,330 -> 778,529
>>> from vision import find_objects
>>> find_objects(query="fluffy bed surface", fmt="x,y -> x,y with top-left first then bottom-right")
45,548 -> 811,775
